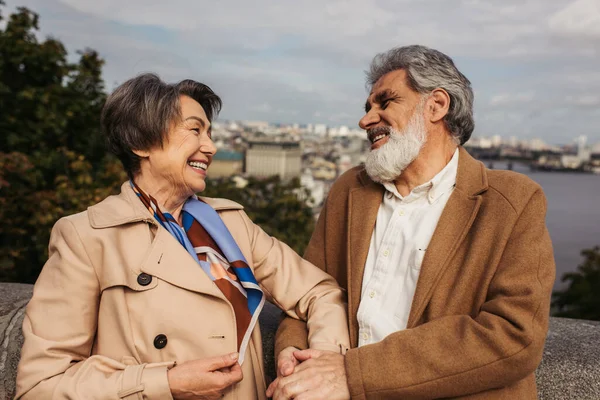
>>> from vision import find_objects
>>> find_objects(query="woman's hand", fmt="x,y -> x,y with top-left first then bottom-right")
167,352 -> 243,400
266,346 -> 300,398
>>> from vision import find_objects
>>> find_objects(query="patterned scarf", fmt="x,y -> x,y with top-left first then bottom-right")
131,181 -> 264,364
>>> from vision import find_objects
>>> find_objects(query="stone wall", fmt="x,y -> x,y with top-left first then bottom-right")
1,283 -> 599,399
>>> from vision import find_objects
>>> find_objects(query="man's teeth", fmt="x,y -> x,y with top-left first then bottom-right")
188,161 -> 207,170
372,133 -> 387,143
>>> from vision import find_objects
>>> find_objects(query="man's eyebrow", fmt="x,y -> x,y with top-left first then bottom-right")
364,89 -> 401,113
374,89 -> 400,104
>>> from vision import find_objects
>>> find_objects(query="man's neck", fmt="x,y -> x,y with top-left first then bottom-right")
393,138 -> 458,197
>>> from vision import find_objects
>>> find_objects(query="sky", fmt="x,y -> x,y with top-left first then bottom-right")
3,0 -> 600,144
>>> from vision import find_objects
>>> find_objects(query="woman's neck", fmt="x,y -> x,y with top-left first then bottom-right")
133,173 -> 189,223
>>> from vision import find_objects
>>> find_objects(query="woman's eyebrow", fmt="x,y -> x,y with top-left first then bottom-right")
185,116 -> 208,129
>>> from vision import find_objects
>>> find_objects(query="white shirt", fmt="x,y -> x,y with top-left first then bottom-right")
357,149 -> 459,346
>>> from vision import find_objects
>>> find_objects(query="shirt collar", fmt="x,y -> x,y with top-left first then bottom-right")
383,148 -> 459,204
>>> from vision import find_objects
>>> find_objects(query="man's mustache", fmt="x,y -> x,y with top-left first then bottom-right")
366,126 -> 392,143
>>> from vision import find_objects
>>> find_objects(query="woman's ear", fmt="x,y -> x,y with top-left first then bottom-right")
132,149 -> 150,158
428,88 -> 450,123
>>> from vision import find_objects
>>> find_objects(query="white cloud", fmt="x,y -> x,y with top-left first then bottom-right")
490,92 -> 536,106
4,0 -> 600,143
566,95 -> 600,107
548,0 -> 600,38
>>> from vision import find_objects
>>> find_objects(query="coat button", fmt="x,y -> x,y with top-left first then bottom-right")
154,334 -> 167,349
137,273 -> 152,286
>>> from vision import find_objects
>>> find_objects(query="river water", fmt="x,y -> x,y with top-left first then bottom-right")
484,161 -> 600,291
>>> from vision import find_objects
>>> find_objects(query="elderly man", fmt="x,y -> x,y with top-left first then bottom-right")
267,45 -> 555,399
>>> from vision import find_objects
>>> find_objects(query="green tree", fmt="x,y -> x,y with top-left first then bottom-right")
552,246 -> 600,321
0,2 -> 314,283
202,176 -> 315,255
0,3 -> 124,283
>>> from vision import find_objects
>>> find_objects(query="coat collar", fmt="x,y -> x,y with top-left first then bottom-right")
88,181 -> 244,300
347,147 -> 488,344
407,147 -> 487,327
88,181 -> 244,229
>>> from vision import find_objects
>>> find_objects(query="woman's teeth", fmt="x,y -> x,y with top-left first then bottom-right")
188,161 -> 207,170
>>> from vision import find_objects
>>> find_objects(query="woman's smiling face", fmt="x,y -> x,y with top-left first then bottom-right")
137,95 -> 217,199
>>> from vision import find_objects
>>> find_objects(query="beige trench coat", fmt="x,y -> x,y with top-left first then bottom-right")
15,182 -> 349,400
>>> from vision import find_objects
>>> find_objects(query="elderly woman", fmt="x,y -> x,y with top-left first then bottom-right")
15,74 -> 349,400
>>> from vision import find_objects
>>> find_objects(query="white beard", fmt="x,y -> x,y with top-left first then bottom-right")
364,108 -> 427,183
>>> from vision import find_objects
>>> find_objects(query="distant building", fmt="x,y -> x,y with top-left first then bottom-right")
528,138 -> 547,151
337,154 -> 353,175
243,121 -> 270,132
491,135 -> 502,147
245,139 -> 302,180
299,169 -> 325,207
576,135 -> 591,162
314,124 -> 327,136
209,150 -> 244,178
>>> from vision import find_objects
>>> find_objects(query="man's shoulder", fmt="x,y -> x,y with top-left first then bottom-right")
330,165 -> 370,193
484,169 -> 544,211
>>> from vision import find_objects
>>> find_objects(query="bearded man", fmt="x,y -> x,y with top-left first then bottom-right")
267,45 -> 555,399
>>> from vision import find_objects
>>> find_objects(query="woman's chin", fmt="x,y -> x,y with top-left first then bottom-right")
188,180 -> 207,194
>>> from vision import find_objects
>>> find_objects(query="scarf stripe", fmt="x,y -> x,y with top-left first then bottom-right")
130,181 -> 264,364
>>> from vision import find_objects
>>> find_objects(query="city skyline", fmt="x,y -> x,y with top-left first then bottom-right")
3,0 -> 600,144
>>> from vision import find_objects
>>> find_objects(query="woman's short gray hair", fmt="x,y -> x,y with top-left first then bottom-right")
101,73 -> 222,178
367,45 -> 474,145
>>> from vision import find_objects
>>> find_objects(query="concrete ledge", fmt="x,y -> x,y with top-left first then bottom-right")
1,283 -> 599,399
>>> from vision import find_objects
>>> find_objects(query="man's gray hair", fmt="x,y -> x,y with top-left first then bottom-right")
367,45 -> 474,145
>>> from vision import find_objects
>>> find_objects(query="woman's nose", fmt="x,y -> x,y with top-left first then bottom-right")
200,137 -> 217,155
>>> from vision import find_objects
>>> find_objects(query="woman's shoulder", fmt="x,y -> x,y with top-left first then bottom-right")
198,196 -> 244,212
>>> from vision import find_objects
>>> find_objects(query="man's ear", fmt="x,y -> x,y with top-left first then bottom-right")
132,149 -> 150,158
427,88 -> 450,123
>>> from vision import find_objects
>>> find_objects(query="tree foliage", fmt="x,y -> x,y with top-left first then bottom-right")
552,246 -> 600,321
0,4 -> 125,282
0,3 -> 315,282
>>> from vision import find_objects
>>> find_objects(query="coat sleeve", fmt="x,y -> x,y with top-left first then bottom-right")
345,188 -> 555,399
273,196 -> 332,356
15,218 -> 175,400
238,210 -> 349,354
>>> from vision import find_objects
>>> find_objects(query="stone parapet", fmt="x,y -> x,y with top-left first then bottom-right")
1,283 -> 599,399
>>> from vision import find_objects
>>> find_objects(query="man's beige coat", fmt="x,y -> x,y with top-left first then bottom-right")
276,147 -> 555,399
16,182 -> 349,400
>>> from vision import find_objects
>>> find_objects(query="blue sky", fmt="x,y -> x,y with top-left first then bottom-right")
4,0 -> 600,144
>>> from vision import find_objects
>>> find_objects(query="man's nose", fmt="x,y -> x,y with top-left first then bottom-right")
359,109 -> 379,130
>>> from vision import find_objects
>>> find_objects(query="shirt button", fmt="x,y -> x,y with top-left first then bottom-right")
398,209 -> 405,216
369,291 -> 376,298
153,334 -> 168,349
137,273 -> 152,286
383,249 -> 390,257
362,332 -> 369,340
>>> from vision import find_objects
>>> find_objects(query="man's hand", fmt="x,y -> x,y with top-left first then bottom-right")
167,352 -> 243,400
268,349 -> 350,400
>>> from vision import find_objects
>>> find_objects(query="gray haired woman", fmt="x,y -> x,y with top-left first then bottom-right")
15,73 -> 349,400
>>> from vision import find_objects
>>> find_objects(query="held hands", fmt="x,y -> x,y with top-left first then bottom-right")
168,352 -> 243,400
267,349 -> 350,400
